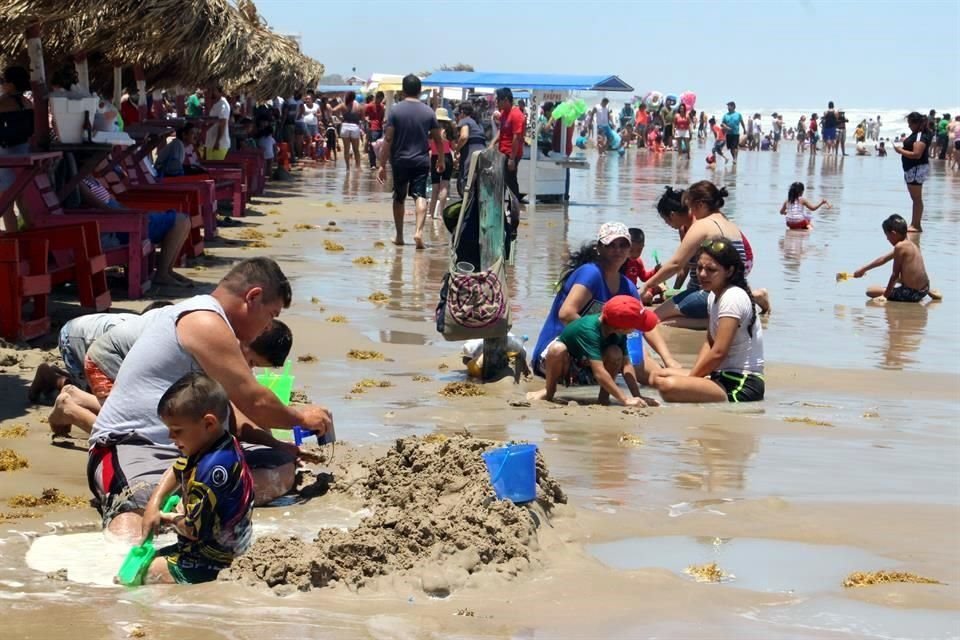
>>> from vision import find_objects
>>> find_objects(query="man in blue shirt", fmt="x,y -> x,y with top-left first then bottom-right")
721,101 -> 747,164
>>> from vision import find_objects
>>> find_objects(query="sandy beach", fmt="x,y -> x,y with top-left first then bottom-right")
1,146 -> 958,639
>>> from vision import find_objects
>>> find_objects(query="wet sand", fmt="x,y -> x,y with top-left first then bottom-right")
1,145 -> 958,639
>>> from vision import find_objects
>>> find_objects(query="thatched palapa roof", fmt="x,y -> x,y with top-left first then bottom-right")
0,0 -> 323,99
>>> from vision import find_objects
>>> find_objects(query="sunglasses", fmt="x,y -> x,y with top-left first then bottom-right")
701,238 -> 729,252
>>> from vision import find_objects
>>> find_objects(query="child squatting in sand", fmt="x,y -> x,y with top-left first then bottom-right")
138,372 -> 254,584
527,295 -> 660,407
853,214 -> 940,303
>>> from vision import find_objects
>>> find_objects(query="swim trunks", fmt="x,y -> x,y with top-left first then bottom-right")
156,545 -> 223,584
903,164 -> 929,185
392,165 -> 428,202
710,370 -> 765,403
84,355 -> 114,399
725,134 -> 740,151
786,219 -> 811,230
887,284 -> 929,303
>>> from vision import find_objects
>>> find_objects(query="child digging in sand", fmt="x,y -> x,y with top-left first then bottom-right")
139,372 -> 253,584
527,295 -> 660,407
853,214 -> 941,303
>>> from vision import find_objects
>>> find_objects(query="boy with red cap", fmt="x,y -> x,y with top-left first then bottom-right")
527,295 -> 659,407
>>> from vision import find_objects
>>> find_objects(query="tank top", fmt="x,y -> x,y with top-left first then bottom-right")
429,138 -> 452,155
784,200 -> 807,224
687,219 -> 748,290
302,103 -> 320,126
343,102 -> 361,125
0,94 -> 34,147
90,295 -> 232,447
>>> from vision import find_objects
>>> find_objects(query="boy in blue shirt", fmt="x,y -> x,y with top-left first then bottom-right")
141,372 -> 254,584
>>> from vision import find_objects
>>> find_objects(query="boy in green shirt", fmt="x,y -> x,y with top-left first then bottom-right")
527,295 -> 659,407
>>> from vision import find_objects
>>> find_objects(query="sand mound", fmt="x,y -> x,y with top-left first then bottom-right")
225,435 -> 566,595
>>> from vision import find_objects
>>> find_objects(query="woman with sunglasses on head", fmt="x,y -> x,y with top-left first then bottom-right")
643,181 -> 769,330
649,239 -> 764,403
530,222 -> 680,399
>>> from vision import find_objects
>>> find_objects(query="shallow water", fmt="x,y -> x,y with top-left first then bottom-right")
296,145 -> 959,374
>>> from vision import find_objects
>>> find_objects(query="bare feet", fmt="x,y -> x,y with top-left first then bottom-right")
414,235 -> 426,250
526,389 -> 548,402
28,363 -> 71,403
392,237 -> 405,246
928,289 -> 943,301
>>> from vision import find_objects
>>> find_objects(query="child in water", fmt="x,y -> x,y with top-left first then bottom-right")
139,372 -> 253,584
779,182 -> 830,230
853,214 -> 939,302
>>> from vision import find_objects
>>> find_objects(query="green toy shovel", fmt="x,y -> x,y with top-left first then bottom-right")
116,494 -> 180,586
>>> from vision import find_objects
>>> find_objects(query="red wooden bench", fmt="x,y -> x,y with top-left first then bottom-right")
0,234 -> 51,341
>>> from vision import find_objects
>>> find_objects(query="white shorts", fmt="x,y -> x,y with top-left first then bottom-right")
675,129 -> 691,139
340,123 -> 361,140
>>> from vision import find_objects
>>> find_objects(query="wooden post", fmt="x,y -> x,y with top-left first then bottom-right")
73,52 -> 89,94
133,64 -> 147,120
476,147 -> 511,380
175,87 -> 186,117
112,65 -> 123,106
25,23 -> 48,148
151,89 -> 163,118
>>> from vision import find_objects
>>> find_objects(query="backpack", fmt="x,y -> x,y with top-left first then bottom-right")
435,148 -> 512,341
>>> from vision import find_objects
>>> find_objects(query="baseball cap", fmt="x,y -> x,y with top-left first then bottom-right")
601,295 -> 659,333
597,221 -> 630,245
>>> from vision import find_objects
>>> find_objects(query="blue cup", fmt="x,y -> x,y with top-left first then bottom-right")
626,331 -> 644,366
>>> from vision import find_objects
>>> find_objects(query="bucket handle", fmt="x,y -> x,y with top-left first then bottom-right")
489,447 -> 515,486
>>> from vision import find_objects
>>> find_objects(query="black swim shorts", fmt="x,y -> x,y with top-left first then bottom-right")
887,285 -> 929,303
726,134 -> 740,150
710,370 -> 765,403
392,164 -> 428,202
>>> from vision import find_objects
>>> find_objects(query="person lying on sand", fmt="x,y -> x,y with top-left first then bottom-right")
48,319 -> 292,437
853,214 -> 940,303
527,295 -> 660,407
28,301 -> 173,403
138,373 -> 253,584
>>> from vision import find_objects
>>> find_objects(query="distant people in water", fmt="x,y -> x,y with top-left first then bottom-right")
852,214 -> 940,303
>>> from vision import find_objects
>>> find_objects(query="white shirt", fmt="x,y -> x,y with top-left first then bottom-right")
205,97 -> 231,149
595,105 -> 610,128
258,135 -> 276,160
302,103 -> 320,126
752,119 -> 762,135
708,287 -> 764,374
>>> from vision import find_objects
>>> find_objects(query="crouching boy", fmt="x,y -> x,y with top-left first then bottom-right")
527,295 -> 660,407
142,372 -> 254,584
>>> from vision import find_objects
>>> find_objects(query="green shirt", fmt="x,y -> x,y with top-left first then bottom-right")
186,94 -> 203,118
938,119 -> 949,135
557,314 -> 626,364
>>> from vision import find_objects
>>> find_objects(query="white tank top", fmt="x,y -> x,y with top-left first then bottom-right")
90,295 -> 232,448
596,105 -> 610,127
785,201 -> 808,223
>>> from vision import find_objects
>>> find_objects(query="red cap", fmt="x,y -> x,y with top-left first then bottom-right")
601,295 -> 659,333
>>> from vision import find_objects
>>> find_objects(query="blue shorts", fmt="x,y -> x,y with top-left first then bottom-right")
821,127 -> 837,142
58,326 -> 86,384
671,287 -> 709,319
148,211 -> 179,244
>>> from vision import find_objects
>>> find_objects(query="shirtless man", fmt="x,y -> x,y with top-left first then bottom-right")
854,214 -> 939,302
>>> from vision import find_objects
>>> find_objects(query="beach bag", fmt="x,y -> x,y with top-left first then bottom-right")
436,149 -> 512,341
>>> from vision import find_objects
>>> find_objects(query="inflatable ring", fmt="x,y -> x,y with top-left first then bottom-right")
645,91 -> 663,108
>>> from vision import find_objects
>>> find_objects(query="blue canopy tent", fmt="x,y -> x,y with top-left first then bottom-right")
422,72 -> 633,93
422,71 -> 634,206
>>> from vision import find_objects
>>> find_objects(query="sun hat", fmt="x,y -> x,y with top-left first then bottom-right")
435,107 -> 452,122
597,221 -> 630,245
601,295 -> 659,333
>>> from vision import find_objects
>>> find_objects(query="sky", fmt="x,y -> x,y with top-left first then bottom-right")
256,0 -> 960,110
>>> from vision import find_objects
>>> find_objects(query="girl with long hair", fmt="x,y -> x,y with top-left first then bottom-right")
649,239 -> 765,403
779,182 -> 830,230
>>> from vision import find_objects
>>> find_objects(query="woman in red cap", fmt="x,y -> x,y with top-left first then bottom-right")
649,239 -> 765,403
527,295 -> 659,407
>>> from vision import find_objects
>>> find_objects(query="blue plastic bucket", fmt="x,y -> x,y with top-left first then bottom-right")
626,331 -> 644,366
482,444 -> 538,503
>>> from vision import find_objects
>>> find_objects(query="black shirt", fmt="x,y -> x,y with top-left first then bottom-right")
901,130 -> 933,171
822,110 -> 838,129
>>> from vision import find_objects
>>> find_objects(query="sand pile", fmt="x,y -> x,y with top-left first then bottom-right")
225,435 -> 567,595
